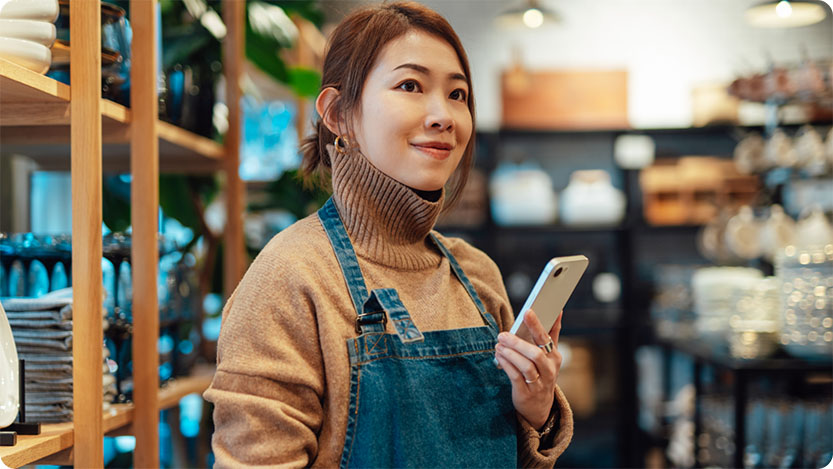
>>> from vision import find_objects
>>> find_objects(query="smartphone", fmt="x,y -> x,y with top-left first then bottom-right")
507,255 -> 589,344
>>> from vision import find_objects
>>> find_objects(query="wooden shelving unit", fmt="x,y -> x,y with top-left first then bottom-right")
0,364 -> 215,467
0,0 -> 244,466
0,59 -> 224,172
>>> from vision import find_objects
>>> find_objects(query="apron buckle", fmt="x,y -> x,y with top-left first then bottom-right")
355,310 -> 387,333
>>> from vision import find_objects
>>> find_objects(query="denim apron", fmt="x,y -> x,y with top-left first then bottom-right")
318,198 -> 518,468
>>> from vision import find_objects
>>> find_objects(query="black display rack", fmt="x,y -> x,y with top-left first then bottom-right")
658,338 -> 832,469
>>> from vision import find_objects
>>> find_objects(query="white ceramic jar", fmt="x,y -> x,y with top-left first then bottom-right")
560,170 -> 626,226
489,162 -> 558,226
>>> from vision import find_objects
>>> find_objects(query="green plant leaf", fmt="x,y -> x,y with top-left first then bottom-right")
163,29 -> 215,70
287,66 -> 321,98
261,0 -> 324,27
245,19 -> 289,84
159,175 -> 202,234
244,0 -> 324,88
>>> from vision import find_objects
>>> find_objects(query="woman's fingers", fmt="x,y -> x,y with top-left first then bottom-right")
549,310 -> 563,347
496,343 -> 542,385
494,346 -> 527,385
547,311 -> 565,373
496,309 -> 567,389
524,309 -> 553,349
498,329 -> 546,365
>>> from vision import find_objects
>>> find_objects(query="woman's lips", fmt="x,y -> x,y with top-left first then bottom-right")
411,144 -> 452,160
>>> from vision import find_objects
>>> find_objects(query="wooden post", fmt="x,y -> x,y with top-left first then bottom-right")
293,16 -> 310,147
223,0 -> 246,298
70,1 -> 103,466
130,1 -> 160,467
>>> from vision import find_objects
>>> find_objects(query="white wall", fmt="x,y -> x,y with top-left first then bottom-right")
409,0 -> 833,129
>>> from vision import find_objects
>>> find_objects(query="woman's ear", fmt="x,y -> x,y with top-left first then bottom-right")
315,87 -> 342,135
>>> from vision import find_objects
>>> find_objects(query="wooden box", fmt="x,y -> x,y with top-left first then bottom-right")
640,157 -> 760,225
501,69 -> 629,129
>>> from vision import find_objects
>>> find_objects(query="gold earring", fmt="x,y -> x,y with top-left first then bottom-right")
334,135 -> 350,154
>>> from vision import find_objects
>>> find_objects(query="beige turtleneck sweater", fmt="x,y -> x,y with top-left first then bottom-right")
204,148 -> 573,468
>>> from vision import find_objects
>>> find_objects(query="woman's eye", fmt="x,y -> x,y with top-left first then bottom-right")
450,89 -> 467,102
398,80 -> 420,92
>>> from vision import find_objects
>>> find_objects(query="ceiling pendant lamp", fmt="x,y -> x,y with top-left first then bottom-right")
496,0 -> 560,30
744,0 -> 829,28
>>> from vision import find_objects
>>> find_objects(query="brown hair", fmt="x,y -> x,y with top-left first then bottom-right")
299,1 -> 475,210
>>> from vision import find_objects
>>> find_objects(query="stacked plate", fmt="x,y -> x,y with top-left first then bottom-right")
776,245 -> 833,361
691,267 -> 764,350
727,277 -> 780,359
0,0 -> 58,74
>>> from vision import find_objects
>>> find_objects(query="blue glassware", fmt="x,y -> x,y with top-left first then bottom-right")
27,260 -> 49,298
51,262 -> 68,291
7,261 -> 25,297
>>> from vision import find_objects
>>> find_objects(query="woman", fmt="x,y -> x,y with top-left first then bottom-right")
204,2 -> 573,467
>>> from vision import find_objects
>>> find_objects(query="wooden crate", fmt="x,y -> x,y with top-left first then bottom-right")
501,69 -> 628,129
640,158 -> 760,225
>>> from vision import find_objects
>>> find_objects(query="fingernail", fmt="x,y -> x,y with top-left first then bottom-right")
495,344 -> 504,352
498,332 -> 507,342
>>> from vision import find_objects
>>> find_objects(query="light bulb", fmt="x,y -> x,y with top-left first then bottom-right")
775,0 -> 793,17
522,8 -> 544,28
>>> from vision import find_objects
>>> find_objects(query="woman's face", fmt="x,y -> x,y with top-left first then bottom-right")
352,30 -> 472,191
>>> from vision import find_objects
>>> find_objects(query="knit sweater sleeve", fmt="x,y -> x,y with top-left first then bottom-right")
439,234 -> 574,468
203,232 -> 326,467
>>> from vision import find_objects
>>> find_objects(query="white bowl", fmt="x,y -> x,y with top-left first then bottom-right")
0,0 -> 59,21
0,36 -> 51,74
0,19 -> 56,46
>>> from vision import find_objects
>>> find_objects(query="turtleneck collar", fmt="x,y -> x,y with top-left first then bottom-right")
327,145 -> 445,270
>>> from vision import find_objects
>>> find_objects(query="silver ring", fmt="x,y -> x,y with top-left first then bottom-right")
538,338 -> 554,354
524,374 -> 540,384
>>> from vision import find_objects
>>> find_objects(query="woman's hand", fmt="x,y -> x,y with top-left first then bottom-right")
494,310 -> 563,430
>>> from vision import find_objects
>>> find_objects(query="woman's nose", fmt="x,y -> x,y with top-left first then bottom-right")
424,96 -> 454,131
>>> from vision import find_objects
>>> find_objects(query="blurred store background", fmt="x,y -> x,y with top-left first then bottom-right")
1,0 -> 831,467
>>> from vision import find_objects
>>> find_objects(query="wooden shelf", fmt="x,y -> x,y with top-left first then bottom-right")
0,58 -> 70,106
0,59 -> 224,172
158,363 -> 216,410
1,122 -> 224,173
0,365 -> 215,468
657,338 -> 833,373
0,420 -> 74,468
0,58 -> 128,127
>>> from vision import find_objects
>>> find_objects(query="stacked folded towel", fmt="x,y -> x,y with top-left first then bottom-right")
0,288 -> 116,423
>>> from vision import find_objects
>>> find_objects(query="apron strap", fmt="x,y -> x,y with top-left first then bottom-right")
429,233 -> 494,330
318,197 -> 369,317
363,288 -> 424,343
318,198 -> 424,342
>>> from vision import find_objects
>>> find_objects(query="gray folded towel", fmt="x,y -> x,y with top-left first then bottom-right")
26,382 -> 73,392
8,318 -> 72,330
12,328 -> 72,340
4,308 -> 72,321
11,336 -> 72,351
16,345 -> 73,356
27,392 -> 73,406
0,297 -> 72,312
18,353 -> 73,364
